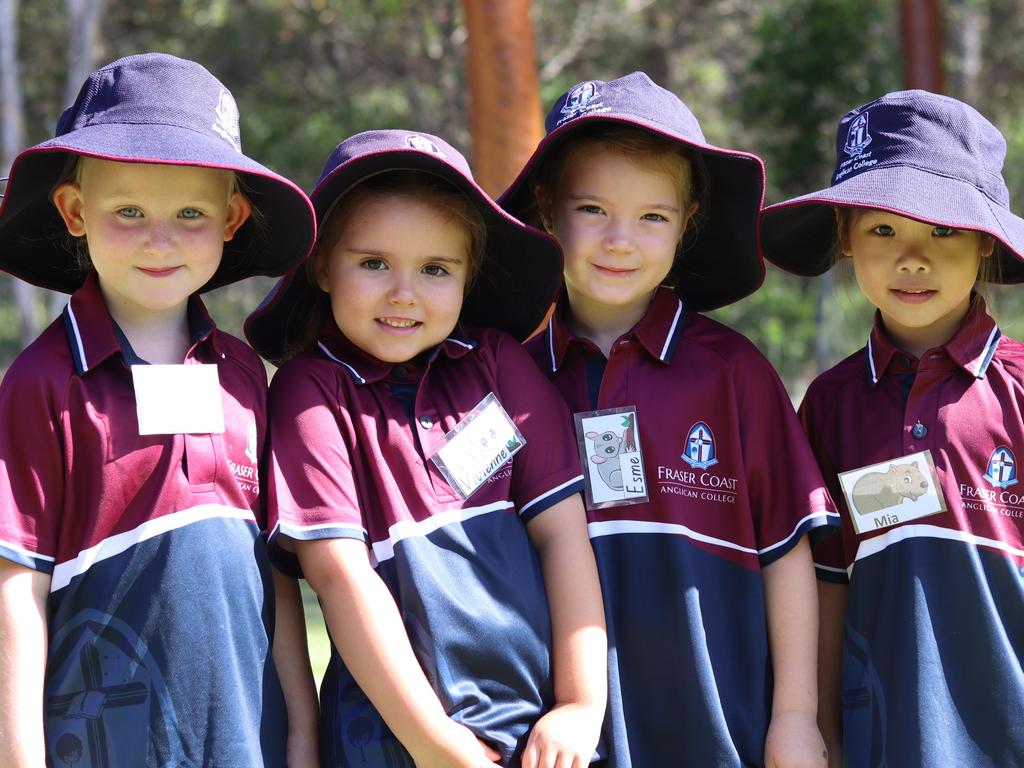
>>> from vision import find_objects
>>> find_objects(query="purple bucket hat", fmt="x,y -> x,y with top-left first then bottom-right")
761,89 -> 1024,282
0,52 -> 315,293
244,129 -> 564,363
499,71 -> 766,311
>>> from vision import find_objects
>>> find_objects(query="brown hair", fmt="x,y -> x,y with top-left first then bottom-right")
286,170 -> 487,359
533,123 -> 707,260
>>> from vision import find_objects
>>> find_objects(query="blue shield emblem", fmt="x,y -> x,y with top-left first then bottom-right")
560,81 -> 599,121
682,421 -> 718,470
843,112 -> 872,157
983,446 -> 1017,489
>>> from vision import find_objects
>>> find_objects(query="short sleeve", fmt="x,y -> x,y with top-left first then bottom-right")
266,360 -> 368,569
736,350 -> 839,565
492,333 -> 584,522
0,359 -> 65,573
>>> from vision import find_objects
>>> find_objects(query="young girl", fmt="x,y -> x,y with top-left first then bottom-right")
501,72 -> 837,767
0,53 -> 318,766
245,129 -> 607,768
761,90 -> 1024,768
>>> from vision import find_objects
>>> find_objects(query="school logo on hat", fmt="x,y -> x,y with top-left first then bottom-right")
983,446 -> 1017,489
843,112 -> 872,157
682,421 -> 718,470
557,81 -> 604,125
211,89 -> 241,152
405,134 -> 445,157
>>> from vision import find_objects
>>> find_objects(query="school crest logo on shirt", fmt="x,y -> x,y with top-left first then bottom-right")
843,112 -> 872,157
983,446 -> 1017,489
211,89 -> 242,152
682,421 -> 718,470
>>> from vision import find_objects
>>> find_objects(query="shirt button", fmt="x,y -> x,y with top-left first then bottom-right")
419,415 -> 434,429
393,366 -> 408,380
911,421 -> 928,439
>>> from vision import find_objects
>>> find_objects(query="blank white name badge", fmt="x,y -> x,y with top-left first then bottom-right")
430,392 -> 525,500
837,449 -> 946,534
131,364 -> 225,435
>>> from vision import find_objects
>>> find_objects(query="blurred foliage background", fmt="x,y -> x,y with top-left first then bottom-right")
4,0 -> 1024,396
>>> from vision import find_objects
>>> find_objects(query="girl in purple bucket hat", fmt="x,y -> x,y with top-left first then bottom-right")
0,53 -> 318,766
762,90 -> 1024,768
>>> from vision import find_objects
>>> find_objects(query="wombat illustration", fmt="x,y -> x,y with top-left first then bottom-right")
587,430 -> 625,491
851,462 -> 928,515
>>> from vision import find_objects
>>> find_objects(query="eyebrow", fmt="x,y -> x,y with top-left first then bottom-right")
568,194 -> 680,213
347,247 -> 465,264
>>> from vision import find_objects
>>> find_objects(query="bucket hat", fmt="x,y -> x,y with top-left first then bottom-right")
500,71 -> 766,311
245,129 -> 563,363
761,89 -> 1024,282
0,52 -> 315,293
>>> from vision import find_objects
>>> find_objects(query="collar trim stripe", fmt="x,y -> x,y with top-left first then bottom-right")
446,336 -> 477,350
50,504 -> 257,592
866,334 -> 879,384
974,325 -> 1002,378
63,300 -> 89,375
547,316 -> 558,373
317,341 -> 366,383
659,298 -> 685,361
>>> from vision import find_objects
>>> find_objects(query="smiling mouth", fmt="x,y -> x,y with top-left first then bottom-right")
138,266 -> 181,277
594,264 -> 636,275
891,288 -> 937,302
377,318 -> 421,329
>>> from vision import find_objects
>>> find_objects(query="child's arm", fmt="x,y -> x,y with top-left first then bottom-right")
295,536 -> 501,768
0,560 -> 50,767
817,581 -> 847,768
762,535 -> 829,768
522,494 -> 607,768
271,569 -> 320,768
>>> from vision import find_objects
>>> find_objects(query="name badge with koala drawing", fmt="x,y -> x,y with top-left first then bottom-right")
837,450 -> 947,534
430,393 -> 525,501
574,407 -> 649,510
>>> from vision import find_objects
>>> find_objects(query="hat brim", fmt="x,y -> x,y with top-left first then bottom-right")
499,113 -> 766,312
245,149 -> 563,363
0,125 -> 315,293
762,165 -> 1024,282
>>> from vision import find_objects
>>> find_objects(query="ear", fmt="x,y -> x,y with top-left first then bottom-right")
835,207 -> 852,256
223,191 -> 253,241
313,245 -> 332,293
533,183 -> 554,233
980,234 -> 996,259
52,181 -> 87,237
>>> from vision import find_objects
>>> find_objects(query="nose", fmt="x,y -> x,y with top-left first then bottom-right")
896,238 -> 929,273
603,217 -> 636,254
144,220 -> 175,257
386,270 -> 416,305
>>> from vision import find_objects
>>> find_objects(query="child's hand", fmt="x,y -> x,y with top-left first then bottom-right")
763,710 -> 828,768
412,719 -> 501,768
521,702 -> 603,768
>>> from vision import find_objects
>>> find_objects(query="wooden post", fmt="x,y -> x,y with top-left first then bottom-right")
901,0 -> 944,92
462,0 -> 544,197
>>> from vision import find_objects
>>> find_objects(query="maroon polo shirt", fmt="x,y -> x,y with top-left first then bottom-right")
267,322 -> 585,765
0,271 -> 286,766
527,286 -> 838,768
801,296 -> 1024,766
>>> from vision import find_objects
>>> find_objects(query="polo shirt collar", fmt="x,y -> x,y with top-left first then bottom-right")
314,320 -> 478,385
545,286 -> 687,373
62,271 -> 220,375
865,295 -> 1001,385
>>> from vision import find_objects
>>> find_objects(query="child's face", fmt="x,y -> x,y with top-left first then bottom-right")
316,194 -> 470,363
545,147 -> 695,320
842,208 -> 995,356
52,158 -> 250,325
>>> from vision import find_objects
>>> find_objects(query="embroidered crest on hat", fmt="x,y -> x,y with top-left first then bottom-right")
843,112 -> 872,157
211,89 -> 241,152
682,421 -> 718,470
557,81 -> 605,126
983,446 -> 1017,489
405,134 -> 445,157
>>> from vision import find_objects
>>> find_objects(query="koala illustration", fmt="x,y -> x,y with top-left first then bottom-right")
851,462 -> 928,515
587,430 -> 625,491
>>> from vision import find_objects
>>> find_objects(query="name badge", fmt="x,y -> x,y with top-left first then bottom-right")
131,364 -> 225,435
430,393 -> 525,500
837,449 -> 946,534
574,407 -> 649,510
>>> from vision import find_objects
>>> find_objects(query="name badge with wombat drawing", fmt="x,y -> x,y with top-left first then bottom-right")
574,407 -> 649,510
837,450 -> 946,534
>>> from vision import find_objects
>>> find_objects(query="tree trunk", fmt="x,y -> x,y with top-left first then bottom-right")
462,0 -> 543,197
